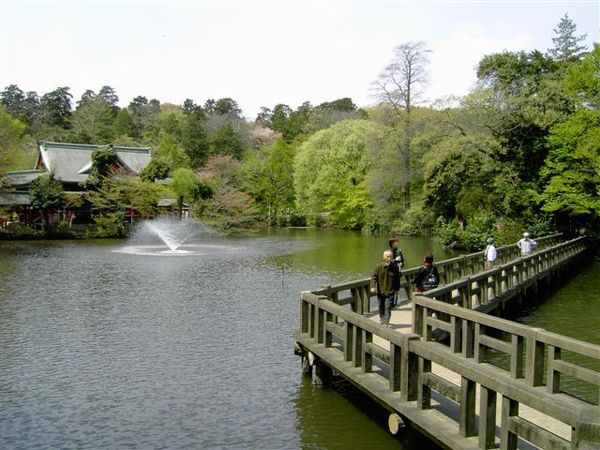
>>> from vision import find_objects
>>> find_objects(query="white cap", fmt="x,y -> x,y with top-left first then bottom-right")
523,232 -> 530,237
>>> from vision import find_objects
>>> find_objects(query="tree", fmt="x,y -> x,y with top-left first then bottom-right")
372,41 -> 431,209
197,156 -> 256,228
0,84 -> 26,119
181,99 -> 208,168
547,13 -> 588,62
152,134 -> 191,171
70,96 -> 115,143
540,109 -> 600,219
82,147 -> 118,190
0,106 -> 27,175
170,168 -> 212,220
139,158 -> 170,182
29,175 -> 64,230
41,87 -> 73,128
208,122 -> 246,159
294,120 -> 377,228
242,138 -> 295,224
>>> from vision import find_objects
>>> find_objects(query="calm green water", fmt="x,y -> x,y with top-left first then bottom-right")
0,227 -> 596,449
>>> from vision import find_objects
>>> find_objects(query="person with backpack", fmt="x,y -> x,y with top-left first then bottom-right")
414,252 -> 439,293
370,250 -> 400,327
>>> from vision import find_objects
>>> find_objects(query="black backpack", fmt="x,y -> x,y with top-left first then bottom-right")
422,266 -> 438,291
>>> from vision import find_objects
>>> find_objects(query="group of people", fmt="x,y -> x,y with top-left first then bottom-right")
370,232 -> 538,327
370,238 -> 440,327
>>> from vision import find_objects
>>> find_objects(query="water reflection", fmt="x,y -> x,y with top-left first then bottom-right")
1,230 -> 595,449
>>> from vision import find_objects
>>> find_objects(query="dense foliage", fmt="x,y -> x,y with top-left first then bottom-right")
1,14 -> 597,246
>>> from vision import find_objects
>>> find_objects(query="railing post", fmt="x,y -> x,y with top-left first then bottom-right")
479,386 -> 497,448
474,323 -> 485,363
412,299 -> 424,336
500,396 -> 519,450
362,330 -> 372,373
462,319 -> 475,358
527,328 -> 545,386
547,345 -> 561,393
390,343 -> 401,392
345,324 -> 354,362
418,357 -> 432,409
353,326 -> 363,367
510,334 -> 525,379
400,334 -> 419,401
324,311 -> 333,347
301,298 -> 309,334
459,376 -> 477,437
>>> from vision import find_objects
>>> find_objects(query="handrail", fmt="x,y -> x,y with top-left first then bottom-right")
296,234 -> 598,449
314,234 -> 581,312
297,291 -> 599,449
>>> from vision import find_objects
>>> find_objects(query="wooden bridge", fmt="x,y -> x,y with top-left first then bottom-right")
294,235 -> 600,450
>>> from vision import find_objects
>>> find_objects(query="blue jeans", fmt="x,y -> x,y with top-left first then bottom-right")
377,294 -> 394,325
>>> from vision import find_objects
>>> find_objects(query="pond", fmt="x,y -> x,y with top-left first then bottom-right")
0,225 -> 597,449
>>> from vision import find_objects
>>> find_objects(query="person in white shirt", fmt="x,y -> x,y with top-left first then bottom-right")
517,232 -> 538,257
484,237 -> 497,269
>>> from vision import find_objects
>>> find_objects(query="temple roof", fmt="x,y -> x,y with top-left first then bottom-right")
37,141 -> 152,184
2,170 -> 46,188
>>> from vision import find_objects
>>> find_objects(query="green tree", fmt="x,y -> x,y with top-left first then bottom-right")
170,168 -> 197,219
540,109 -> 600,219
41,86 -> 73,128
242,138 -> 295,224
70,96 -> 115,143
208,122 -> 246,159
29,174 -> 64,231
294,120 -> 377,228
153,134 -> 190,171
82,147 -> 118,190
547,13 -> 588,62
181,99 -> 208,168
0,106 -> 28,175
139,158 -> 171,182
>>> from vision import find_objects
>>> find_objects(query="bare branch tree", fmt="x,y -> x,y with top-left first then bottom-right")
371,41 -> 431,210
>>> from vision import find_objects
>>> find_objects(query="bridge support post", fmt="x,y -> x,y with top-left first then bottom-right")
314,358 -> 332,387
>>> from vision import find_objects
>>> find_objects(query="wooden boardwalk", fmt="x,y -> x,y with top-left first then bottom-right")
294,235 -> 600,450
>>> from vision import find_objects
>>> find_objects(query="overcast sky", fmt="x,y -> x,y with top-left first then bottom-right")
1,0 -> 598,118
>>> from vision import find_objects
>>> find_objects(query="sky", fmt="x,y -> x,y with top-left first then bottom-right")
0,0 -> 598,119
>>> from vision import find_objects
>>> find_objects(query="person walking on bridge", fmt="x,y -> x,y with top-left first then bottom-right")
517,232 -> 538,257
370,250 -> 400,327
484,237 -> 497,269
414,252 -> 440,293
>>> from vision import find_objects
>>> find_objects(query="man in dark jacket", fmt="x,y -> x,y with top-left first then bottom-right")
370,250 -> 400,326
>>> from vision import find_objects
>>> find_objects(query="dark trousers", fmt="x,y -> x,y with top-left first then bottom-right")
377,294 -> 394,325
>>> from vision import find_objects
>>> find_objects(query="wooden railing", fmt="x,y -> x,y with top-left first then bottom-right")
298,292 -> 599,449
296,235 -> 599,449
314,233 -> 571,313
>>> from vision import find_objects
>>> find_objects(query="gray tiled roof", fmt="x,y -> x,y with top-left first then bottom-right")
3,170 -> 46,187
38,141 -> 151,184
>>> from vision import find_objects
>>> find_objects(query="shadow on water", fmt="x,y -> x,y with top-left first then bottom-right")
293,375 -> 442,450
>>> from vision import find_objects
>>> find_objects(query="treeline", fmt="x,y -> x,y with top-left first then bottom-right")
1,14 -> 598,247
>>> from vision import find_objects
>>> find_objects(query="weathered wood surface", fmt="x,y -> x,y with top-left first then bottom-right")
295,236 -> 600,449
